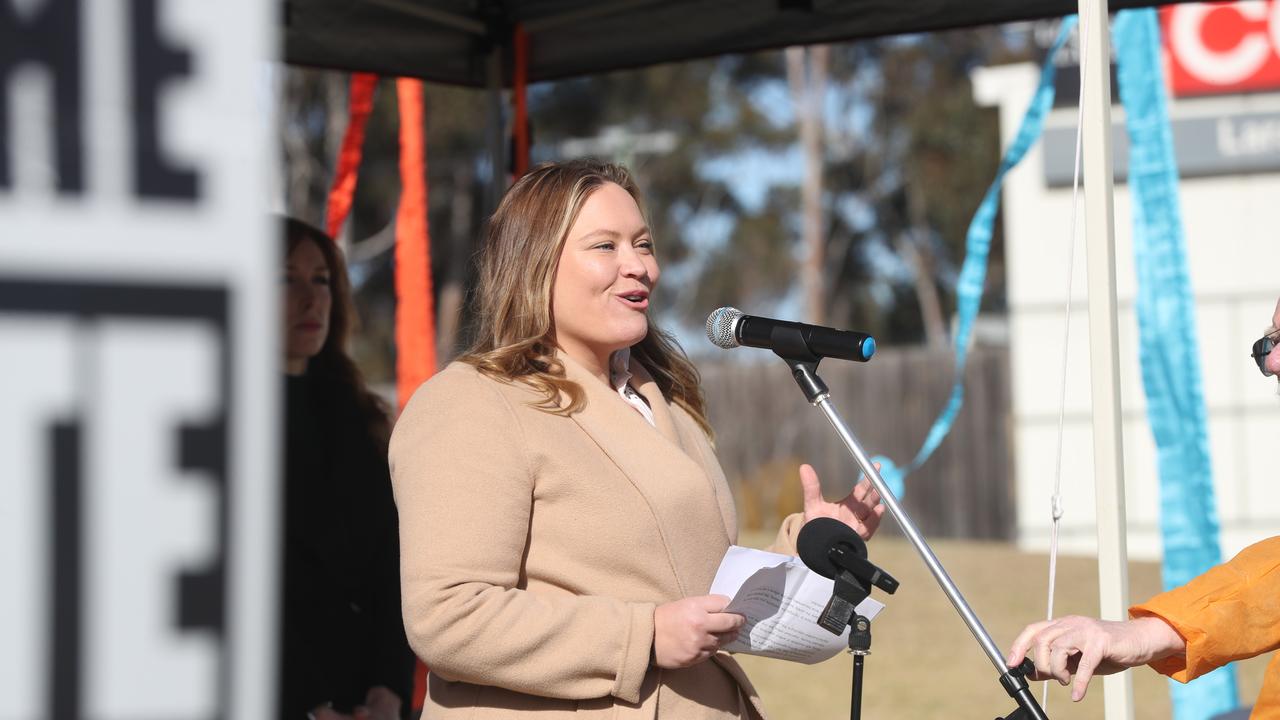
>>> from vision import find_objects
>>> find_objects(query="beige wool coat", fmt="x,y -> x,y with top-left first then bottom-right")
389,352 -> 804,719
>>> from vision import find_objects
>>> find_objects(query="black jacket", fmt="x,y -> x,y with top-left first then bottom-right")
280,374 -> 415,716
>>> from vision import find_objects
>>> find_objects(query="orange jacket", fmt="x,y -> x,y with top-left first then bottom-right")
1130,536 -> 1280,719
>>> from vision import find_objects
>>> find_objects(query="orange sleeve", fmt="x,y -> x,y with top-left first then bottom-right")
1129,536 -> 1280,683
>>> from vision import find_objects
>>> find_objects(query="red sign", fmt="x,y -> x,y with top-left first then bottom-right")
1162,1 -> 1280,96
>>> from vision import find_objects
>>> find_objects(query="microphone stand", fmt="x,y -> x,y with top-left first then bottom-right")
768,327 -> 1047,720
815,550 -> 896,720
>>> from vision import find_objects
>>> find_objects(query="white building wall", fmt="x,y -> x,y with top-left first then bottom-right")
973,63 -> 1280,561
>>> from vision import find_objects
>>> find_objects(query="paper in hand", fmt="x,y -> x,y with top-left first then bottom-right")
709,545 -> 885,664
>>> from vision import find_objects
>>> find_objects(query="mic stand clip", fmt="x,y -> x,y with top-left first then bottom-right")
814,564 -> 892,720
766,325 -> 829,404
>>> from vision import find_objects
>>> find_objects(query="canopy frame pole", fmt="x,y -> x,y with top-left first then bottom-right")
523,0 -> 667,33
1077,2 -> 1134,718
366,0 -> 487,34
512,25 -> 530,178
484,45 -> 507,215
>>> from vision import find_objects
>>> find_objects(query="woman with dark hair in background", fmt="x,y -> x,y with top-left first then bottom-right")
280,217 -> 415,719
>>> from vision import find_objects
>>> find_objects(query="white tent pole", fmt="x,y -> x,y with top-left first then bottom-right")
1077,1 -> 1134,719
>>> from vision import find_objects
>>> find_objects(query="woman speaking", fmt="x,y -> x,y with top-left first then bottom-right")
390,159 -> 885,719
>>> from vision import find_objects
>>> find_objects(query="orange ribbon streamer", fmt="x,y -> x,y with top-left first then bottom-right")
394,77 -> 436,409
325,73 -> 378,239
324,71 -> 436,709
396,76 -> 436,712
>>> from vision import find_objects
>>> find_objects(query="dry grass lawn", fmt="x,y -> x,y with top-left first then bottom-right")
735,532 -> 1269,720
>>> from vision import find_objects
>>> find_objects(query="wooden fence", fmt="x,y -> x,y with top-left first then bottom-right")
699,344 -> 1014,540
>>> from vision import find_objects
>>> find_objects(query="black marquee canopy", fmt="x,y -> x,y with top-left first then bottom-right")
283,0 -> 1195,87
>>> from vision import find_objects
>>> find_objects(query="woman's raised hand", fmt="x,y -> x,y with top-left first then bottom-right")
799,463 -> 886,540
652,595 -> 745,669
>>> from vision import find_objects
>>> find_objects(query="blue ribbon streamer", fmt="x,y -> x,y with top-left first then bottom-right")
870,14 -> 1236,717
873,16 -> 1077,498
1114,10 -> 1238,719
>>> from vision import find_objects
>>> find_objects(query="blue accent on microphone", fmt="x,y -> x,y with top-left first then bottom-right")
862,337 -> 876,361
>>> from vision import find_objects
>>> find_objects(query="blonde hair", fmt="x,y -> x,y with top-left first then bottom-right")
460,159 -> 712,436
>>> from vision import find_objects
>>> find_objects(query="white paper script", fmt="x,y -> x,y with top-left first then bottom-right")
709,545 -> 885,664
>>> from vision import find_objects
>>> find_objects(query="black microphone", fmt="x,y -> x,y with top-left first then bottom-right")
705,307 -> 876,362
796,518 -> 898,594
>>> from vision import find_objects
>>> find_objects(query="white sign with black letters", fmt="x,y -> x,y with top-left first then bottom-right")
0,0 -> 276,718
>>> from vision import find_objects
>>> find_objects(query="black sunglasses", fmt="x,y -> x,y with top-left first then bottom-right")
1252,329 -> 1280,377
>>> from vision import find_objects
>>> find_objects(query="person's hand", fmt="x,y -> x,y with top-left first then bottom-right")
353,686 -> 402,720
310,706 -> 356,720
1006,615 -> 1186,701
799,463 -> 886,540
653,594 -> 745,669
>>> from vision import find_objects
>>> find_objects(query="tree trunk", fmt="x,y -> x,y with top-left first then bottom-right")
786,45 -> 828,325
435,164 -> 474,363
903,182 -> 948,347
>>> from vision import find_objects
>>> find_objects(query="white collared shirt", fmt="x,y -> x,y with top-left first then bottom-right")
609,348 -> 656,427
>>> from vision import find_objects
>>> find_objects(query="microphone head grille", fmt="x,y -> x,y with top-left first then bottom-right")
705,307 -> 743,349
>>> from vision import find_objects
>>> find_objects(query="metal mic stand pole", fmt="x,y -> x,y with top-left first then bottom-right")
849,614 -> 871,720
776,341 -> 1047,720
